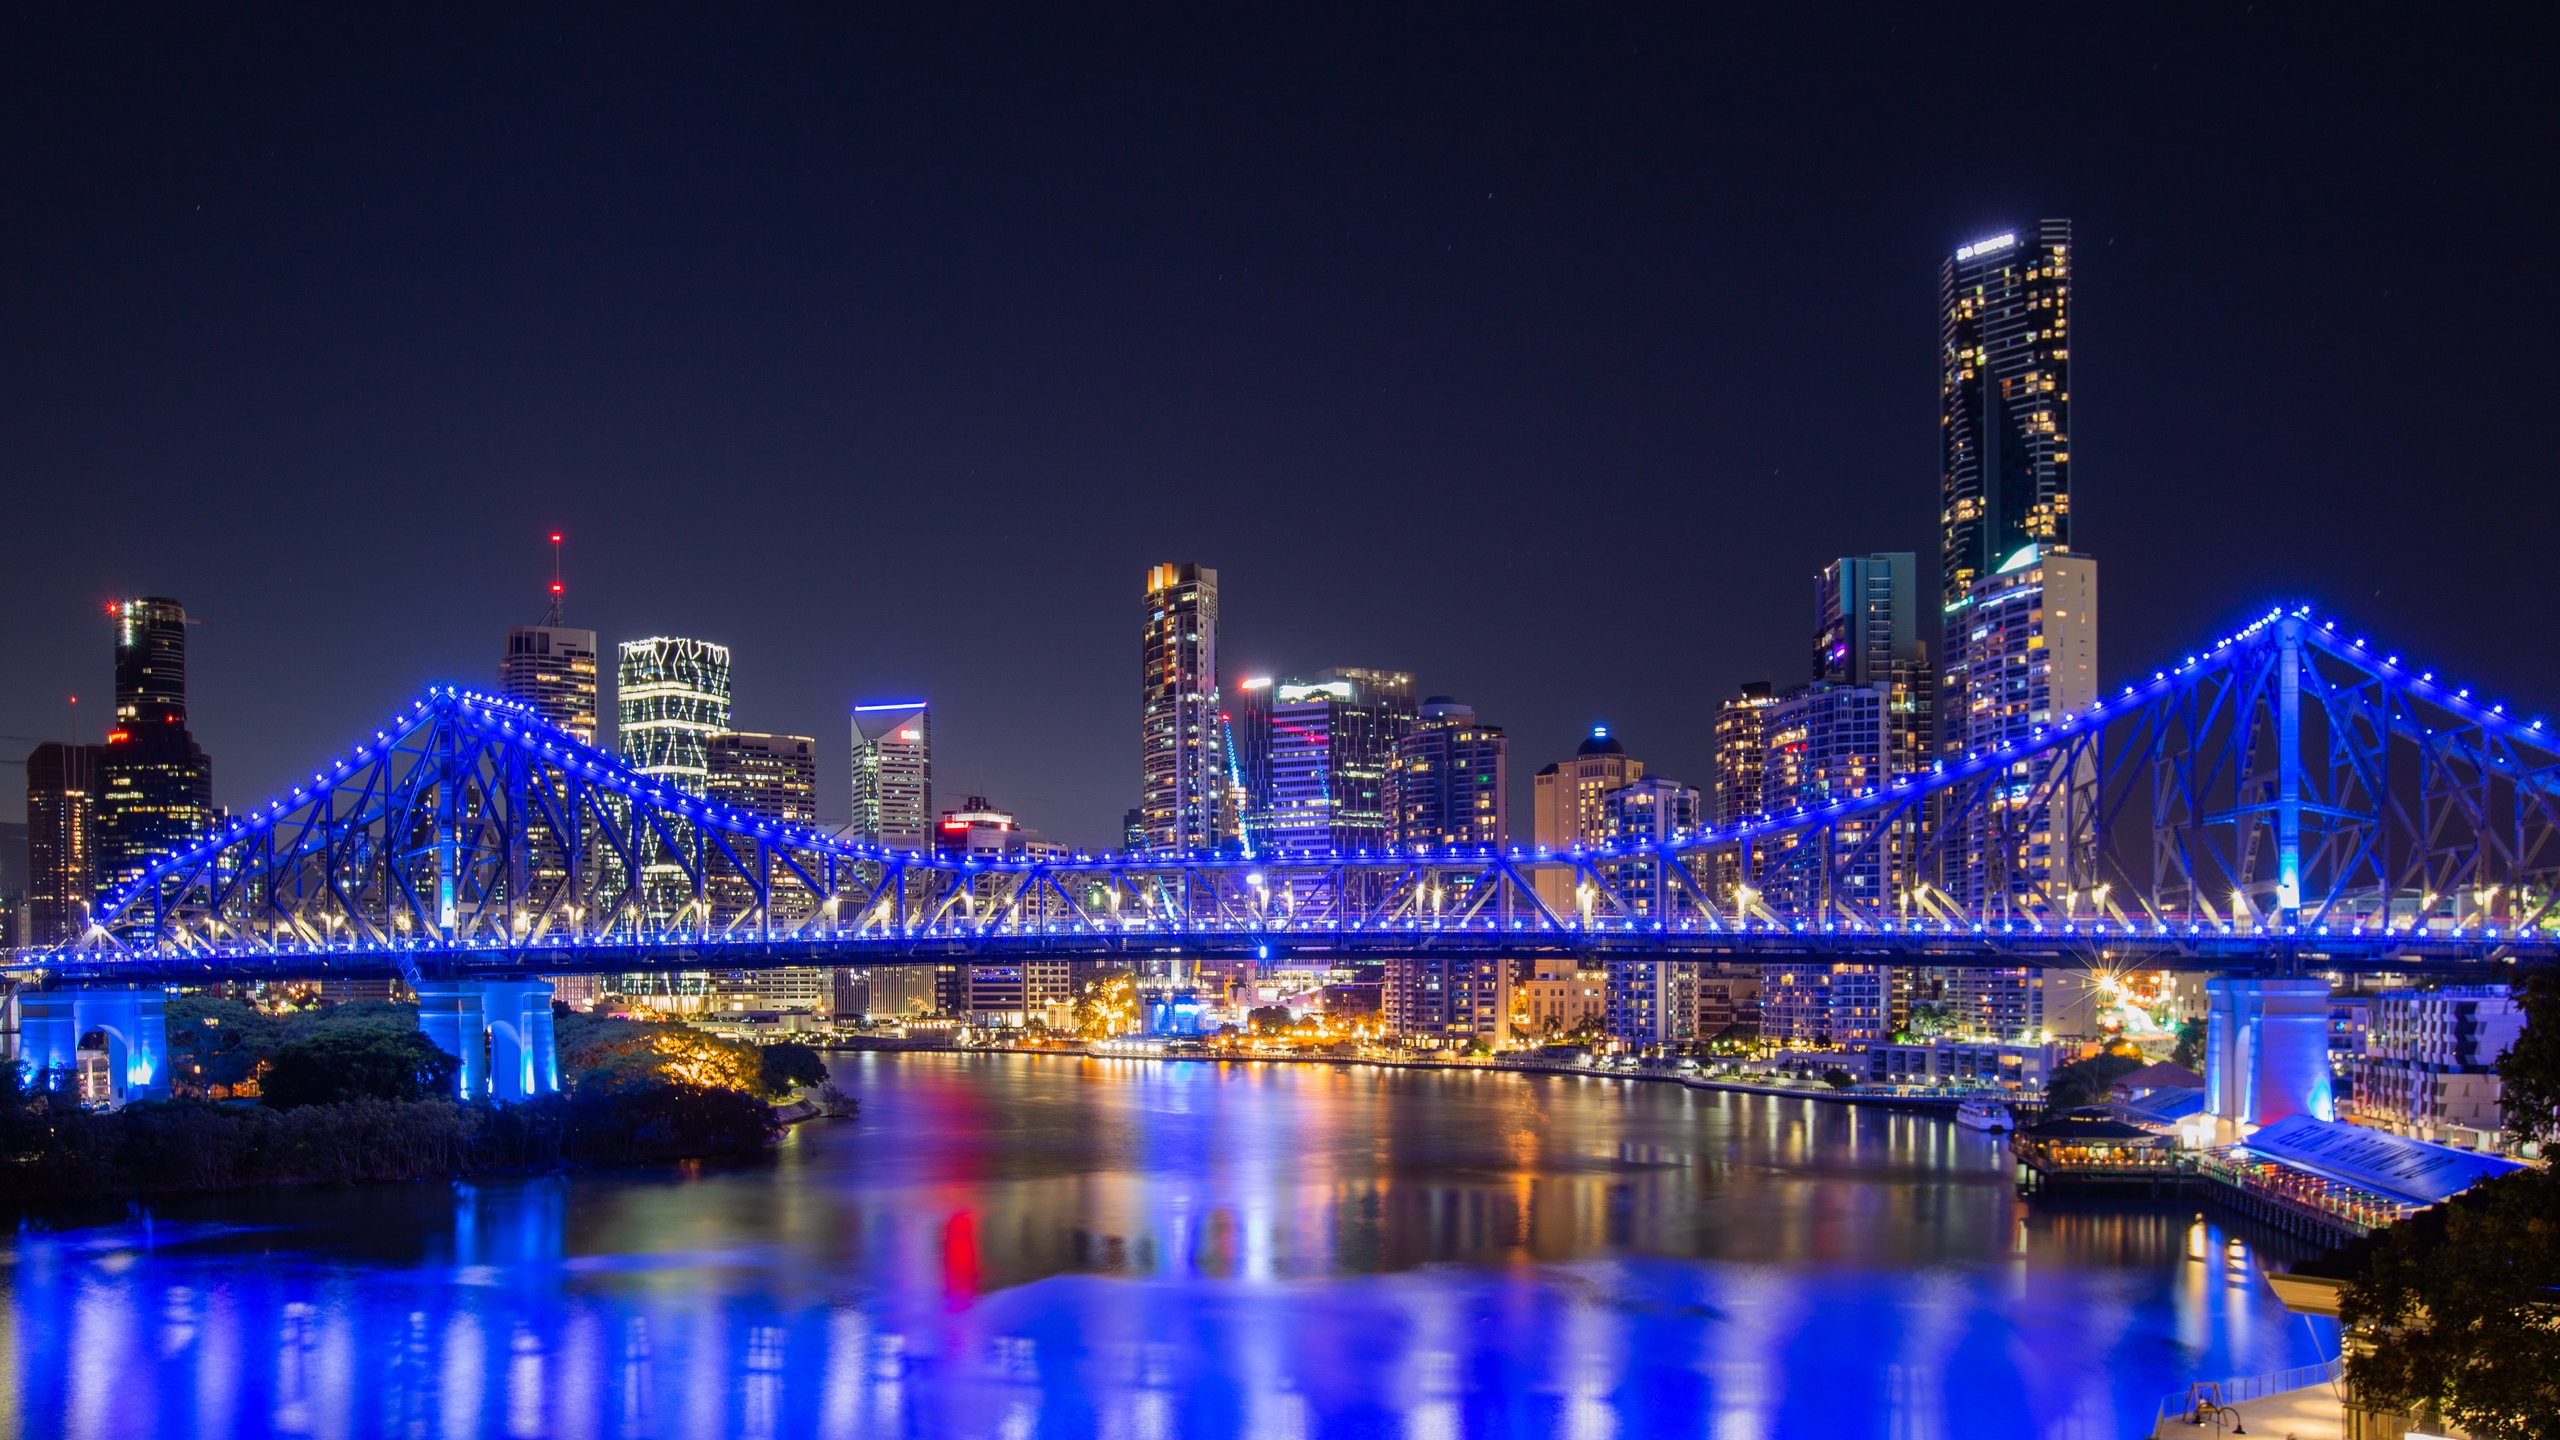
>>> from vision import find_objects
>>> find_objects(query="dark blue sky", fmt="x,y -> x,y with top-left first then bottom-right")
4,6 -> 2554,845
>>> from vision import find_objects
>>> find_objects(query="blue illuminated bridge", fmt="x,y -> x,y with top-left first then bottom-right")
13,606 -> 2560,993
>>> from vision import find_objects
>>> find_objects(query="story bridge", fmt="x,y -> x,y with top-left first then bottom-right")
9,604 -> 2558,1095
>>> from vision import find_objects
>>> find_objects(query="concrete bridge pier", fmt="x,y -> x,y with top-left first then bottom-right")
12,988 -> 170,1101
2204,977 -> 2334,1134
416,978 -> 559,1102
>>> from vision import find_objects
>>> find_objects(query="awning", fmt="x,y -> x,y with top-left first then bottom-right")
2237,1114 -> 2525,1207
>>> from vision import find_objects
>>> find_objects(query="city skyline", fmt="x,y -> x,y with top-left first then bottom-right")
3,11 -> 2553,853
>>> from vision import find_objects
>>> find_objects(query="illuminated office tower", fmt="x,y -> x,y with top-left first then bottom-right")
617,638 -> 731,791
24,743 -> 104,944
1393,698 -> 1509,848
850,702 -> 932,849
502,627 -> 599,742
1941,220 -> 2073,728
1140,563 -> 1220,853
1816,553 -> 1932,781
96,598 -> 215,897
705,732 -> 821,1001
1532,726 -> 1644,912
1266,668 -> 1417,853
706,733 -> 819,823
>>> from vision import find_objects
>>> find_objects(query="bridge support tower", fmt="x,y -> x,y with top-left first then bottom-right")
2204,977 -> 2334,1134
12,988 -> 170,1101
416,978 -> 559,1102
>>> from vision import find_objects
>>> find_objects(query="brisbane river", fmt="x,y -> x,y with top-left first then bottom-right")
3,1054 -> 2339,1439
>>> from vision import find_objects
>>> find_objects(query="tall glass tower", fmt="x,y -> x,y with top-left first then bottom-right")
617,638 -> 731,792
1140,563 -> 1219,853
97,597 -> 214,897
1940,220 -> 2073,607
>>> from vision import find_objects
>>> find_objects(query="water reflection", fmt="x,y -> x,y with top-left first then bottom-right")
2,1053 -> 2336,1438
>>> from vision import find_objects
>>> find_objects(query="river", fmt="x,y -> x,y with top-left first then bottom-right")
2,1052 -> 2338,1438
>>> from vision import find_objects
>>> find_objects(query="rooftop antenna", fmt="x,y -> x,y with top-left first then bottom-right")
544,532 -> 566,625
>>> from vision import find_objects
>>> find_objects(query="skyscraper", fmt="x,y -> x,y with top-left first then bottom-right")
502,627 -> 600,742
849,702 -> 932,849
1941,220 -> 2073,733
96,598 -> 214,898
1393,698 -> 1509,848
1710,684 -> 1774,828
1601,775 -> 1702,915
1140,563 -> 1220,853
1940,220 -> 2073,610
1531,726 -> 1643,911
704,732 -> 822,999
24,742 -> 103,945
1950,546 -> 2099,908
1816,553 -> 1933,781
1266,668 -> 1416,853
705,733 -> 819,823
617,638 -> 732,791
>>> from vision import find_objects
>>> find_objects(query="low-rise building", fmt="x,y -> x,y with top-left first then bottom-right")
2350,985 -> 2524,1151
1513,963 -> 1606,1039
1865,1038 -> 2063,1090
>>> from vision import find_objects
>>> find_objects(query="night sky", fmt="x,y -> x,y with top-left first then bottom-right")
3,7 -> 2554,847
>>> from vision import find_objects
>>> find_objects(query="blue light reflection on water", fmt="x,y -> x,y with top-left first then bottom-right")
1,1054 -> 2337,1438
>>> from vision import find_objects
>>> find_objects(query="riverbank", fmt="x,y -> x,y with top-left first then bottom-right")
0,1076 -> 781,1204
827,1039 -> 1996,1117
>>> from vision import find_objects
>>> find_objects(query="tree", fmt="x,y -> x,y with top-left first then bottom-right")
260,1029 -> 461,1109
2169,1017 -> 2208,1074
1246,1005 -> 1293,1035
2499,964 -> 2560,1151
2044,1048 -> 2144,1109
164,996 -> 282,1096
2341,1166 -> 2560,1439
1900,1001 -> 1954,1041
757,1041 -> 830,1098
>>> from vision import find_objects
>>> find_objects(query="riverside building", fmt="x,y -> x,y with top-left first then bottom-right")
2350,985 -> 2526,1152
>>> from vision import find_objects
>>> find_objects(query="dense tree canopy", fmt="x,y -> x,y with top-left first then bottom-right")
2341,1166 -> 2560,1440
2500,964 -> 2560,1151
757,1041 -> 830,1098
260,1028 -> 461,1109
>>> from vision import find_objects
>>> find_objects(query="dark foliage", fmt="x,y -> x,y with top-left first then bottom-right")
757,1041 -> 830,1098
1822,1067 -> 1857,1089
261,1028 -> 460,1109
2499,964 -> 2560,1149
2169,1017 -> 2207,1074
2341,1165 -> 2560,1440
2044,1049 -> 2145,1109
0,1062 -> 775,1203
1246,1005 -> 1294,1034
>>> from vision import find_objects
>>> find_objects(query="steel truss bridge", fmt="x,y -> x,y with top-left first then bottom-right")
13,606 -> 2560,986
